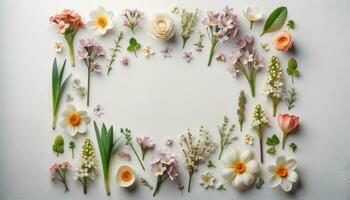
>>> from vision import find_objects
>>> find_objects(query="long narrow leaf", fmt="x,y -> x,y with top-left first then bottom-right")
52,58 -> 60,112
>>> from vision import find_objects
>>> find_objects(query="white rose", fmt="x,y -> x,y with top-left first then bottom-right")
149,14 -> 175,41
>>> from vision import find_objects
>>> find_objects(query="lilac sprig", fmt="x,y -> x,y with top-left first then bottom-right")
228,36 -> 264,97
49,162 -> 71,192
203,6 -> 239,66
121,9 -> 143,35
78,39 -> 104,106
151,150 -> 179,197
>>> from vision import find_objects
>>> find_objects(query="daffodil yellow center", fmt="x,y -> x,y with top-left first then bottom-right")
275,165 -> 288,178
121,170 -> 132,182
233,161 -> 246,174
249,14 -> 256,21
68,112 -> 81,127
96,16 -> 108,28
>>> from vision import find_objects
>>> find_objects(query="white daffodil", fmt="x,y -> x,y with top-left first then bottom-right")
221,149 -> 260,191
53,42 -> 63,53
87,7 -> 114,35
243,7 -> 263,30
267,156 -> 299,192
199,172 -> 215,189
60,104 -> 91,137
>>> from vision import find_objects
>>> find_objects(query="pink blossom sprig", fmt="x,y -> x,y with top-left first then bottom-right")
50,9 -> 84,66
49,162 -> 71,192
202,6 -> 239,66
136,136 -> 155,160
78,39 -> 104,106
121,9 -> 143,35
151,150 -> 179,197
228,36 -> 264,97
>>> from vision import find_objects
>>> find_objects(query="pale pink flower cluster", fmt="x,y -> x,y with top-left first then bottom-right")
121,9 -> 143,34
151,150 -> 179,180
78,39 -> 104,73
49,9 -> 84,34
49,161 -> 71,174
137,136 -> 155,160
49,162 -> 71,192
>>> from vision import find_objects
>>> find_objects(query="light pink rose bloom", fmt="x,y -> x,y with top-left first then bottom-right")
57,21 -> 69,34
278,114 -> 299,149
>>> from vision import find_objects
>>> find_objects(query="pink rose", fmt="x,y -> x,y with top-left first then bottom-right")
278,114 -> 299,149
273,32 -> 293,52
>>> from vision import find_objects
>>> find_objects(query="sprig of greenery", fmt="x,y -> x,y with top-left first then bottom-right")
287,58 -> 299,84
127,37 -> 141,57
94,121 -> 119,195
120,128 -> 145,171
193,31 -> 205,49
266,134 -> 280,155
237,90 -> 247,132
255,177 -> 264,189
217,116 -> 237,160
181,9 -> 199,49
107,32 -> 124,75
140,177 -> 153,190
69,141 -> 75,159
287,20 -> 295,29
207,160 -> 216,168
52,58 -> 71,129
52,135 -> 64,157
285,87 -> 297,110
289,143 -> 297,152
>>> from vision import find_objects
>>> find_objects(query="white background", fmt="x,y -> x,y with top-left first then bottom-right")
0,0 -> 349,199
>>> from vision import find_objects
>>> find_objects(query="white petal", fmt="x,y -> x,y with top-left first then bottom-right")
98,27 -> 107,35
67,125 -> 77,137
90,10 -> 100,19
240,149 -> 253,162
240,173 -> 254,186
77,123 -> 87,134
269,175 -> 282,188
285,159 -> 297,171
267,165 -> 276,174
276,156 -> 286,165
246,160 -> 259,174
78,111 -> 88,118
232,175 -> 247,190
59,120 -> 68,127
106,11 -> 113,19
86,21 -> 97,29
222,167 -> 235,180
280,179 -> 292,192
222,149 -> 239,167
287,171 -> 298,183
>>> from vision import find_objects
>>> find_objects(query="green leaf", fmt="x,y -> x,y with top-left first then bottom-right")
255,177 -> 264,189
129,37 -> 137,46
288,58 -> 298,69
271,134 -> 280,144
260,6 -> 288,36
267,147 -> 276,154
266,137 -> 274,145
287,19 -> 295,29
127,46 -> 134,52
289,143 -> 297,152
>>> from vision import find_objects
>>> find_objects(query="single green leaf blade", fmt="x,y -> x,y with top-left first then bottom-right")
260,6 -> 288,36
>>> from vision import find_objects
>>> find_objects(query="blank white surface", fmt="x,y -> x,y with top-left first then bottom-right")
0,0 -> 349,199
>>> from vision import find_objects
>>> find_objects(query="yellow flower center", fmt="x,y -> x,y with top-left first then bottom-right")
275,165 -> 288,178
68,112 -> 81,127
121,170 -> 132,182
233,161 -> 246,174
249,14 -> 256,21
96,16 -> 108,28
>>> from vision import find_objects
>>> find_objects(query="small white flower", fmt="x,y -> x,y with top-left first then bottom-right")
261,41 -> 270,51
170,6 -> 179,14
221,149 -> 260,191
200,172 -> 215,189
243,134 -> 254,145
216,182 -> 226,190
60,104 -> 91,137
53,42 -> 63,53
267,156 -> 299,192
86,7 -> 114,35
93,104 -> 104,116
143,46 -> 155,57
243,7 -> 263,22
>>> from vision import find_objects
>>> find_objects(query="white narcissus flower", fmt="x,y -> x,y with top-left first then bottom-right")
243,7 -> 263,30
221,149 -> 260,191
149,14 -> 175,41
53,42 -> 63,53
267,156 -> 299,192
87,7 -> 114,35
199,172 -> 215,189
60,104 -> 91,137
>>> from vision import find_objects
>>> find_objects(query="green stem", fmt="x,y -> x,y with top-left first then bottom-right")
292,76 -> 294,84
248,78 -> 255,97
87,65 -> 91,107
182,37 -> 188,49
272,98 -> 278,117
282,133 -> 287,150
207,40 -> 217,66
65,35 -> 75,67
64,181 -> 69,192
259,136 -> 263,163
153,176 -> 164,197
52,114 -> 57,130
218,147 -> 224,160
104,176 -> 110,195
131,146 -> 145,171
71,149 -> 74,159
187,172 -> 193,193
250,21 -> 253,30
133,50 -> 138,58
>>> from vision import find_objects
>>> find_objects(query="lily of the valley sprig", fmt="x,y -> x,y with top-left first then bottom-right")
94,121 -> 119,195
203,6 -> 239,66
107,32 -> 124,75
78,38 -> 104,106
121,128 -> 145,171
251,104 -> 268,163
228,36 -> 264,97
49,9 -> 84,66
87,7 -> 114,36
262,56 -> 284,116
74,138 -> 97,194
179,126 -> 216,192
180,9 -> 199,48
51,58 -> 71,129
217,116 -> 237,160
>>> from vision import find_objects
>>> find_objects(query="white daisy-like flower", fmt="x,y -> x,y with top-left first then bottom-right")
261,41 -> 270,51
60,104 -> 91,137
199,172 -> 215,189
143,46 -> 155,57
86,7 -> 114,35
221,149 -> 260,191
243,134 -> 254,145
53,42 -> 63,53
267,156 -> 299,192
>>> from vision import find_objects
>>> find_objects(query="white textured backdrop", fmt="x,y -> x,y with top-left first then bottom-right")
0,0 -> 349,199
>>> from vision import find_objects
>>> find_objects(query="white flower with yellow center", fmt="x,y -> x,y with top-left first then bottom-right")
60,104 -> 91,137
199,172 -> 215,189
267,156 -> 298,192
221,149 -> 259,191
87,7 -> 114,35
53,42 -> 63,53
243,7 -> 263,30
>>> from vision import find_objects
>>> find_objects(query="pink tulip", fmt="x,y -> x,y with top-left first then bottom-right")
278,114 -> 299,149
